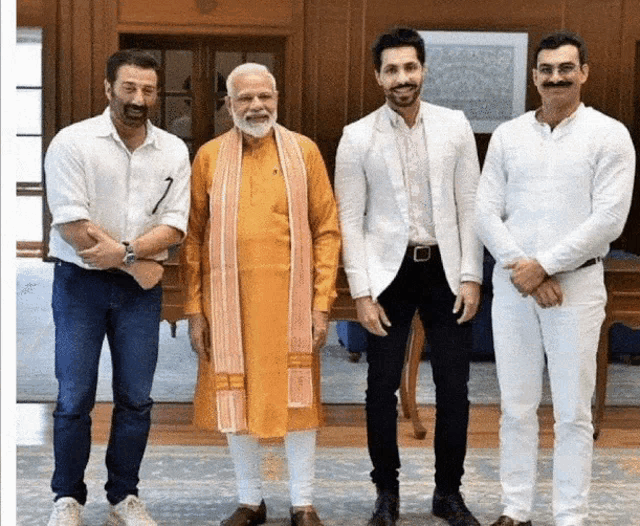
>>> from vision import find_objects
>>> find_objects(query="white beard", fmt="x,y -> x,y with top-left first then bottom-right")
231,109 -> 277,138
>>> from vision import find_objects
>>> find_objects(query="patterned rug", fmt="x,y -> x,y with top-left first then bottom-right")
17,445 -> 640,525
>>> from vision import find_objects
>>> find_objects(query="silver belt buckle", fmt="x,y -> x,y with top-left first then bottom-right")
413,246 -> 431,262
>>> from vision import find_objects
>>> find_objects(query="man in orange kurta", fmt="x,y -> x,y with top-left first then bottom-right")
182,63 -> 340,526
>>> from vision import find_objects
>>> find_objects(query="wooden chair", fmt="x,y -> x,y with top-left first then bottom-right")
400,314 -> 427,439
593,257 -> 640,439
160,246 -> 185,337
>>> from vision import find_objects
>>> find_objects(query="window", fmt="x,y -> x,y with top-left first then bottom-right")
119,35 -> 285,159
16,27 -> 43,256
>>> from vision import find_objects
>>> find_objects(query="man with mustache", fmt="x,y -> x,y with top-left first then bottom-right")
183,63 -> 340,526
476,31 -> 636,526
44,49 -> 191,526
334,28 -> 483,526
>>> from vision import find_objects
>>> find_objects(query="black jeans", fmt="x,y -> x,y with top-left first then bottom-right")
366,249 -> 472,494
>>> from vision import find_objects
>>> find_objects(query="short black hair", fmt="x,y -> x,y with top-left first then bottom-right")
535,30 -> 588,65
105,49 -> 161,85
371,27 -> 425,72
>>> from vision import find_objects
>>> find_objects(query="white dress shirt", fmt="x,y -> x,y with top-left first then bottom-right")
384,104 -> 437,246
476,103 -> 636,275
45,107 -> 191,268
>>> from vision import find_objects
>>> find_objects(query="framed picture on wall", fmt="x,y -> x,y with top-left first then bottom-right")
418,31 -> 528,133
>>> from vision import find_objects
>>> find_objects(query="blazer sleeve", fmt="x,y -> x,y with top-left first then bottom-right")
334,126 -> 371,299
454,114 -> 484,284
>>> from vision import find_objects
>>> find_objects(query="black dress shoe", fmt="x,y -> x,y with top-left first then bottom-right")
220,500 -> 267,526
432,488 -> 480,526
490,515 -> 532,526
290,506 -> 324,526
368,488 -> 400,526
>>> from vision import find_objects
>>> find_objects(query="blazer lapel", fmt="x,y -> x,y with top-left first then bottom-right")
422,102 -> 444,199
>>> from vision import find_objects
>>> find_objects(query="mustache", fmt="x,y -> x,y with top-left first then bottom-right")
245,112 -> 270,119
542,81 -> 572,88
124,104 -> 148,114
392,83 -> 419,90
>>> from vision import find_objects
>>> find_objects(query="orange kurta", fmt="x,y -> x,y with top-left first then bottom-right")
183,131 -> 340,438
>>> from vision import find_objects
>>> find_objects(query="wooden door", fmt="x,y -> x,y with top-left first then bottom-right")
119,34 -> 286,159
118,34 -> 286,325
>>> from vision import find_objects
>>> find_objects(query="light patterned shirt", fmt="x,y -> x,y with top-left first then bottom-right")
384,104 -> 437,246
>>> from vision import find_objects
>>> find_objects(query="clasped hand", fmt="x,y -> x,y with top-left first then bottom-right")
78,225 -> 124,269
505,258 -> 563,308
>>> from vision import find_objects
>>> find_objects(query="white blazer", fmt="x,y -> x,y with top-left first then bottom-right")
334,101 -> 483,300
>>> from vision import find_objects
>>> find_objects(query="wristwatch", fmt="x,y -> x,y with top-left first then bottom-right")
122,241 -> 136,266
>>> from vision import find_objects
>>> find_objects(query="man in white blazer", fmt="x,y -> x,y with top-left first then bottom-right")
334,28 -> 483,526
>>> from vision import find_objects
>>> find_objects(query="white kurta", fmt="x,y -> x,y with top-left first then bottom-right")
475,104 -> 636,526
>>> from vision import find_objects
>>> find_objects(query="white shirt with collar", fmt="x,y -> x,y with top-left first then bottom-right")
476,103 -> 636,275
384,104 -> 437,246
45,107 -> 191,269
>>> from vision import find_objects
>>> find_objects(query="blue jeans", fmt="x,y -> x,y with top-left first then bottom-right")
51,261 -> 162,505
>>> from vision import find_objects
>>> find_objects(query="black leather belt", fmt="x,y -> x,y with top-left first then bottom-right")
577,257 -> 602,269
105,268 -> 130,276
405,244 -> 439,262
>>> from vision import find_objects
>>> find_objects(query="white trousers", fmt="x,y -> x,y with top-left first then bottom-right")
491,264 -> 606,526
227,430 -> 316,507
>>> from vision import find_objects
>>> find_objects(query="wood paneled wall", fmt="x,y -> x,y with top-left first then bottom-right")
302,0 -> 639,168
21,0 -> 640,250
38,0 -> 304,139
31,0 -> 640,147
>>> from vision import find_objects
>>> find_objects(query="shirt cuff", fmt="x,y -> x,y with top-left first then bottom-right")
50,205 -> 90,226
183,299 -> 203,316
460,273 -> 483,285
535,253 -> 558,276
158,213 -> 188,241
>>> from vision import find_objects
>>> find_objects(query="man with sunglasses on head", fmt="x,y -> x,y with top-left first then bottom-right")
476,31 -> 636,526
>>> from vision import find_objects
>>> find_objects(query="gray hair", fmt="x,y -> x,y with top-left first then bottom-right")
226,63 -> 277,98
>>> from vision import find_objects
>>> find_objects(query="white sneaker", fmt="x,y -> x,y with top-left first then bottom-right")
105,495 -> 157,526
47,497 -> 84,526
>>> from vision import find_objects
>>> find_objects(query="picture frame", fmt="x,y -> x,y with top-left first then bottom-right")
418,31 -> 529,133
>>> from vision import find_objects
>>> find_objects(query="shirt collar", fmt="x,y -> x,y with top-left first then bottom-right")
532,102 -> 585,131
96,106 -> 160,150
384,102 -> 423,131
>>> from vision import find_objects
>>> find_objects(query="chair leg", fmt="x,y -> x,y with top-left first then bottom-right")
593,319 -> 612,440
400,313 -> 427,439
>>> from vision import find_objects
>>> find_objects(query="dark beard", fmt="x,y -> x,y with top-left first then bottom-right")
123,104 -> 148,123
